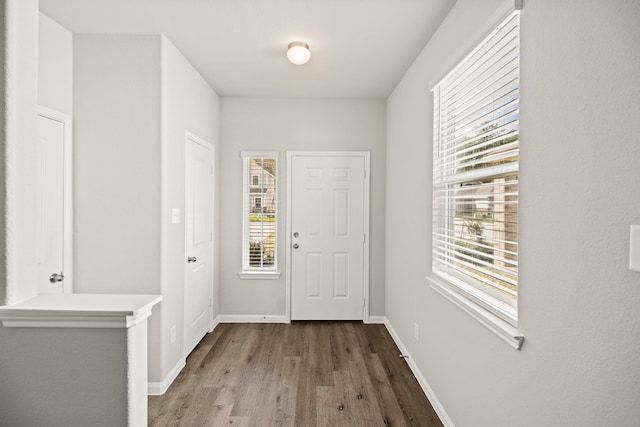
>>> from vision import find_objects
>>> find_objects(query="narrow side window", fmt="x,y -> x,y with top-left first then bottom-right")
240,152 -> 280,279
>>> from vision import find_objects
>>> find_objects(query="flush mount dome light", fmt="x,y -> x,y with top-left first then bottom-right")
287,41 -> 311,65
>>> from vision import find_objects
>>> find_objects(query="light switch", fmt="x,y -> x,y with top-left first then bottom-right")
172,208 -> 180,224
630,225 -> 640,272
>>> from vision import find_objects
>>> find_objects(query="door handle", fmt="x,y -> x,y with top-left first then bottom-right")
187,256 -> 197,263
292,243 -> 299,249
49,272 -> 64,283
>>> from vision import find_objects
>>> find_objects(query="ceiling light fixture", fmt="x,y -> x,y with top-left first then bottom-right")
287,41 -> 311,65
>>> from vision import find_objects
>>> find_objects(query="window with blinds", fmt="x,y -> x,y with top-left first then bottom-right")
432,11 -> 520,325
241,152 -> 278,276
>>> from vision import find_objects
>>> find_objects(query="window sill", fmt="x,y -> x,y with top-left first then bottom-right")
238,271 -> 281,280
427,276 -> 525,350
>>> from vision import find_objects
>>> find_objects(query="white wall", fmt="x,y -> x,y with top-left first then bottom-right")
73,34 -> 220,385
158,36 -> 221,382
73,32 -> 165,380
1,7 -> 141,424
0,0 -> 41,416
0,0 -> 39,305
0,8 -> 133,424
220,98 -> 386,317
385,0 -> 640,426
73,35 -> 162,297
38,13 -> 72,115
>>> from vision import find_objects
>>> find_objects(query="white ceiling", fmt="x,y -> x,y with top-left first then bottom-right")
39,0 -> 457,99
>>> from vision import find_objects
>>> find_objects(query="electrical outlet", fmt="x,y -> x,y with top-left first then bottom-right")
630,225 -> 640,272
170,325 -> 177,344
414,322 -> 419,341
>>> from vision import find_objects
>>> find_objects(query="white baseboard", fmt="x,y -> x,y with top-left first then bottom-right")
148,358 -> 185,396
366,315 -> 386,324
149,318 -> 221,395
218,314 -> 288,323
209,314 -> 222,332
382,318 -> 455,427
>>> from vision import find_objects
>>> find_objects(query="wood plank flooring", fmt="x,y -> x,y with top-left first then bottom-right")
148,322 -> 443,427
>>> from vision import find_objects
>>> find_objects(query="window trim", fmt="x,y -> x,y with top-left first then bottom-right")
239,151 -> 280,280
428,10 -> 524,349
428,276 -> 524,350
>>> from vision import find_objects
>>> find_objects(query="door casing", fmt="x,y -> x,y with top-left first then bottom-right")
285,151 -> 370,323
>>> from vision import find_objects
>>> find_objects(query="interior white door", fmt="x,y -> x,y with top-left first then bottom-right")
184,134 -> 214,356
290,154 -> 368,320
36,112 -> 68,294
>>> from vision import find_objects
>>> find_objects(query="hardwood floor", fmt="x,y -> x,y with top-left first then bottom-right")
149,322 -> 443,427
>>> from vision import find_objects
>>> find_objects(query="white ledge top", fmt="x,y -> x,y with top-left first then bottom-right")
0,294 -> 162,329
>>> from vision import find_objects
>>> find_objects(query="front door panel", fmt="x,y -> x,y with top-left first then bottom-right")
290,155 -> 367,320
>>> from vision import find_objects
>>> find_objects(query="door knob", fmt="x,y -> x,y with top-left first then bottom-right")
293,232 -> 299,238
49,273 -> 64,283
292,243 -> 299,249
187,256 -> 197,263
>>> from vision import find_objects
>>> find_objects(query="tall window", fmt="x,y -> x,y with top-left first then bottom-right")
431,12 -> 520,327
240,152 -> 279,278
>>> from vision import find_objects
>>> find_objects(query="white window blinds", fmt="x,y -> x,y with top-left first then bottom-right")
241,152 -> 278,274
432,11 -> 520,324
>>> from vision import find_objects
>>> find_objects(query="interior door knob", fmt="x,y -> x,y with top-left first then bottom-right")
292,243 -> 299,249
187,256 -> 197,263
49,272 -> 64,283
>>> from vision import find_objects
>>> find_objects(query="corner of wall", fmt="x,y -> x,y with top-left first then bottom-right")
382,317 -> 455,427
2,0 -> 40,305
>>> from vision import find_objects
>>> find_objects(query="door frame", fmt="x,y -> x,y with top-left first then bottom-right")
37,106 -> 73,294
183,130 -> 215,357
285,151 -> 370,323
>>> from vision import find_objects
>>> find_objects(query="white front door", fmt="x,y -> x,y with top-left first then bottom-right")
36,109 -> 72,294
289,152 -> 369,320
184,133 -> 214,356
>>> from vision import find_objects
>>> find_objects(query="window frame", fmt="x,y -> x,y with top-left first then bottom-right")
239,151 -> 280,280
428,10 -> 524,350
